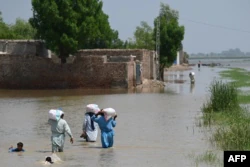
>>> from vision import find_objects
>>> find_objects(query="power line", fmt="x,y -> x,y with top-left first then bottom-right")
180,17 -> 250,34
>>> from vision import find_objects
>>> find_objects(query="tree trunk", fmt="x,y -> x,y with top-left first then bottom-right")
61,57 -> 67,64
159,67 -> 164,81
159,64 -> 165,81
59,48 -> 67,64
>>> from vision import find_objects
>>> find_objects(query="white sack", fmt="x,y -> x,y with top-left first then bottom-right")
49,109 -> 64,121
103,108 -> 116,120
86,104 -> 100,114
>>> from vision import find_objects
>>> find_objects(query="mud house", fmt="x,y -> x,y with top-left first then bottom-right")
0,40 -> 159,89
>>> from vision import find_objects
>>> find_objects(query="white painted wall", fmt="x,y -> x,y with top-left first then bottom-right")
176,51 -> 180,65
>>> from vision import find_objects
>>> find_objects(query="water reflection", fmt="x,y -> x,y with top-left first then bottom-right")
190,83 -> 195,94
99,148 -> 117,167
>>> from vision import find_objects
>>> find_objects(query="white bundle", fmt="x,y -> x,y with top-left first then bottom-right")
86,104 -> 100,114
103,108 -> 116,120
49,109 -> 64,121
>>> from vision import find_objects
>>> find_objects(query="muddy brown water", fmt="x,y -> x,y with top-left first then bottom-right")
0,66 -> 225,167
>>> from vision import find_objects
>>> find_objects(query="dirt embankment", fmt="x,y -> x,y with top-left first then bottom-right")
165,64 -> 193,71
136,79 -> 165,89
135,64 -> 192,89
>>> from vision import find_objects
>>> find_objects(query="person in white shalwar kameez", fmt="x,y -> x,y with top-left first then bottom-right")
80,104 -> 100,142
48,113 -> 74,152
81,112 -> 99,142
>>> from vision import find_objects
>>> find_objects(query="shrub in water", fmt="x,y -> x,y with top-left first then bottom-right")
203,80 -> 239,113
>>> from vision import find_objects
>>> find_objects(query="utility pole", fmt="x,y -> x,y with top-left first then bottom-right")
155,11 -> 161,80
156,13 -> 160,58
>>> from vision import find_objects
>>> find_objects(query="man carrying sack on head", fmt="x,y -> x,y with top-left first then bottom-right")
48,109 -> 74,153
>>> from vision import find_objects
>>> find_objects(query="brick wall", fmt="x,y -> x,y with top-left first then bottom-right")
77,49 -> 158,80
0,54 -> 133,89
0,48 -> 158,89
127,62 -> 135,88
141,50 -> 150,79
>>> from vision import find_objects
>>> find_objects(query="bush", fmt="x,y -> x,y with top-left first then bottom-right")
202,80 -> 239,113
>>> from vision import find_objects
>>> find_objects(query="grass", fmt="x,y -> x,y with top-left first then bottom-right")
190,68 -> 250,166
220,68 -> 250,104
238,95 -> 250,104
201,68 -> 250,150
188,151 -> 222,167
202,80 -> 239,113
220,68 -> 250,87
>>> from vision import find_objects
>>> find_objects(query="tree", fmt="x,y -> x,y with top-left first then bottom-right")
0,11 -> 14,39
0,11 -> 36,39
110,30 -> 125,49
153,3 -> 185,80
133,21 -> 155,50
10,18 -> 36,39
30,0 -> 118,64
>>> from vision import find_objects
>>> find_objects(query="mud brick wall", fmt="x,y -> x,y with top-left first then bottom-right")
0,54 -> 133,89
77,49 -> 144,62
127,62 -> 136,88
77,49 -> 156,80
77,49 -> 144,56
141,50 -> 151,79
0,40 -> 49,57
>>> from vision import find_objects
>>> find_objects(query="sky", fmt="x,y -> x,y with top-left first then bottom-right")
0,0 -> 250,54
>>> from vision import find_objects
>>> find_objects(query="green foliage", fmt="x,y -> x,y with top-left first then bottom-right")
0,12 -> 14,39
0,12 -> 36,39
30,0 -> 120,63
153,3 -> 185,80
200,70 -> 250,151
220,68 -> 250,104
213,115 -> 250,150
193,151 -> 221,166
123,38 -> 136,49
220,68 -> 250,87
184,52 -> 189,58
30,0 -> 80,63
10,18 -> 36,39
202,80 -> 239,113
131,21 -> 155,50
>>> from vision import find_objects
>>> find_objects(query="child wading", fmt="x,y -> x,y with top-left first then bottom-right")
91,109 -> 117,148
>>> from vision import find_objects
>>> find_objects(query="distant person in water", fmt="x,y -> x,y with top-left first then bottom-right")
189,72 -> 195,84
9,142 -> 25,152
198,60 -> 201,68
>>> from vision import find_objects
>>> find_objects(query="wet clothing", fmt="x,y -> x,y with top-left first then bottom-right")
48,119 -> 73,152
83,112 -> 99,142
91,115 -> 116,148
9,148 -> 25,152
189,74 -> 195,84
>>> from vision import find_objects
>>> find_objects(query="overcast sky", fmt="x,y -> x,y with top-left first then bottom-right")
0,0 -> 249,54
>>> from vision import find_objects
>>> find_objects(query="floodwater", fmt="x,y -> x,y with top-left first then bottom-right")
0,60 -> 245,167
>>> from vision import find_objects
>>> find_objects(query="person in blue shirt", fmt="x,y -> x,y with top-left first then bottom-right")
91,110 -> 117,148
9,142 -> 25,152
